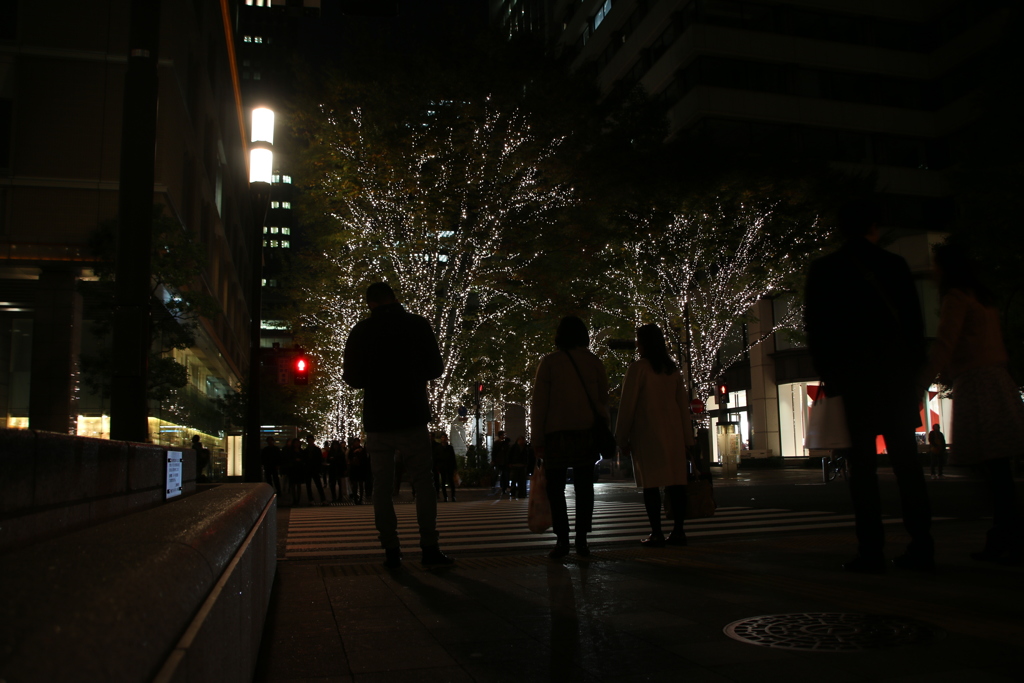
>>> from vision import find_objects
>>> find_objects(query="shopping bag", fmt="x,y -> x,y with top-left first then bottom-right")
684,474 -> 716,519
453,471 -> 461,487
805,393 -> 852,450
527,463 -> 552,533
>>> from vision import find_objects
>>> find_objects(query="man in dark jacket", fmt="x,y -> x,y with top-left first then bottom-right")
343,282 -> 453,568
805,200 -> 933,573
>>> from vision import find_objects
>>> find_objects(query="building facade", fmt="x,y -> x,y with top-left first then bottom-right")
0,0 -> 258,461
492,0 -> 1008,457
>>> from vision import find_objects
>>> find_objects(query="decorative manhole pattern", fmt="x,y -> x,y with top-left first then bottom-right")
723,613 -> 935,652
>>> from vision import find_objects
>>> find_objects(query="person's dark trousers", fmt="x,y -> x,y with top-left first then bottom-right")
350,477 -> 365,503
930,450 -> 945,477
438,470 -> 456,501
846,429 -> 933,561
328,471 -> 344,501
643,485 -> 688,535
509,465 -> 527,498
545,464 -> 595,543
305,474 -> 326,505
977,457 -> 1022,553
264,468 -> 281,496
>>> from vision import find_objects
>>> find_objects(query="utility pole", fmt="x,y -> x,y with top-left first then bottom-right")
109,0 -> 161,442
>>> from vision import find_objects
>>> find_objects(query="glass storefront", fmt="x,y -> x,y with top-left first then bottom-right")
708,389 -> 750,463
779,381 -> 817,458
777,381 -> 953,457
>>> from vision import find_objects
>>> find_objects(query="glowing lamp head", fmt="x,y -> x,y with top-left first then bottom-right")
249,147 -> 273,184
251,107 -> 275,145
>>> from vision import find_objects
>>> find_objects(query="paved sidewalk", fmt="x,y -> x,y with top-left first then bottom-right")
254,483 -> 1023,682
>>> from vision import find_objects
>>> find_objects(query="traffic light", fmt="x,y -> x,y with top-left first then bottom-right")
294,356 -> 310,385
716,379 -> 729,404
473,382 -> 484,406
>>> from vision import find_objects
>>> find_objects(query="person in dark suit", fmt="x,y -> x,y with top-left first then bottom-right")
805,200 -> 934,573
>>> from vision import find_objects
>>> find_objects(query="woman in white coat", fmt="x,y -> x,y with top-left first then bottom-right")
615,324 -> 695,547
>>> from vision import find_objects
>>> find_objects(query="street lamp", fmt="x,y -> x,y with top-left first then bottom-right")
245,107 -> 273,482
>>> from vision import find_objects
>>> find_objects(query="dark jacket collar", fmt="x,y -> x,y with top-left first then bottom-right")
370,302 -> 405,317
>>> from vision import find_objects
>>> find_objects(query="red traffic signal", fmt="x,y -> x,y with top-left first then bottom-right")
294,356 -> 310,385
476,382 -> 484,394
716,379 -> 729,404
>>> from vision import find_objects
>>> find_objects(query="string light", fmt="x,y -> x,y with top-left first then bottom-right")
296,101 -> 573,437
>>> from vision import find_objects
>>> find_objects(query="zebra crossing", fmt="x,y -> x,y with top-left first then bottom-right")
284,497 -> 902,560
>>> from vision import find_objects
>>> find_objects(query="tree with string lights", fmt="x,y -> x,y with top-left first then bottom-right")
608,185 -> 828,402
291,94 -> 573,435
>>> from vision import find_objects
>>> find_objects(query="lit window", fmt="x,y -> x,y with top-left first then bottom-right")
594,0 -> 612,30
270,201 -> 279,209
270,227 -> 279,234
262,227 -> 268,234
271,174 -> 280,183
243,35 -> 252,43
281,240 -> 290,249
281,227 -> 290,235
269,279 -> 277,287
261,278 -> 267,286
262,239 -> 267,247
254,36 -> 263,44
270,240 -> 279,247
281,201 -> 291,209
282,175 -> 292,184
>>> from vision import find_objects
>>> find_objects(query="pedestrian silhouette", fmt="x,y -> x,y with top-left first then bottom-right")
805,199 -> 934,573
343,281 -> 453,568
921,243 -> 1024,565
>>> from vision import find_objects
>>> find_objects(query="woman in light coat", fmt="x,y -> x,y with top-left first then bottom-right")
921,244 -> 1023,564
615,324 -> 695,547
531,315 -> 609,559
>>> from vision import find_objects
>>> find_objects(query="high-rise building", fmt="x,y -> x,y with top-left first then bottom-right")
0,1 -> 258,460
492,0 -> 1010,458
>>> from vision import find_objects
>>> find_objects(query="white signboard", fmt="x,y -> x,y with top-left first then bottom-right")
166,450 -> 183,499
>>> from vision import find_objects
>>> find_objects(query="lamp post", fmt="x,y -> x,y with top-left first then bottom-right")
245,107 -> 273,482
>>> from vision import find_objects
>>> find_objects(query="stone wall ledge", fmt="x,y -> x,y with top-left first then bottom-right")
0,428 -> 197,553
0,483 -> 276,683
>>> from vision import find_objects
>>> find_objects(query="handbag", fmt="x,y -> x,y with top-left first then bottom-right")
563,351 -> 617,460
527,463 -> 552,533
684,474 -> 716,519
805,391 -> 852,450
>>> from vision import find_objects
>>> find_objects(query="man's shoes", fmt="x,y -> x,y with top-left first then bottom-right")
842,555 -> 887,574
421,546 -> 455,566
892,553 -> 936,573
575,539 -> 590,557
548,541 -> 570,559
641,533 -> 666,548
384,547 -> 402,569
665,532 -> 688,546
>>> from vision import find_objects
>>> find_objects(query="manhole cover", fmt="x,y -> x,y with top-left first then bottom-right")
723,613 -> 934,652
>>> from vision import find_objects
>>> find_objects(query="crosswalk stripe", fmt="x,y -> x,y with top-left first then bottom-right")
282,499 -> 904,559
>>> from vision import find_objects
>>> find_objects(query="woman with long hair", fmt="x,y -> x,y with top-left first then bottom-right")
922,244 -> 1024,564
530,315 -> 609,559
615,324 -> 696,546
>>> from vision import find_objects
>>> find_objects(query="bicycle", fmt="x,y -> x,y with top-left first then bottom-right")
822,451 -> 848,483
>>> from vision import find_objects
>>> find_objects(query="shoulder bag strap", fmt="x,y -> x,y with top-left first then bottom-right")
564,350 -> 602,421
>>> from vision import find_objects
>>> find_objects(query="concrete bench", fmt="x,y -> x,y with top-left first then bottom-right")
0,483 -> 276,683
